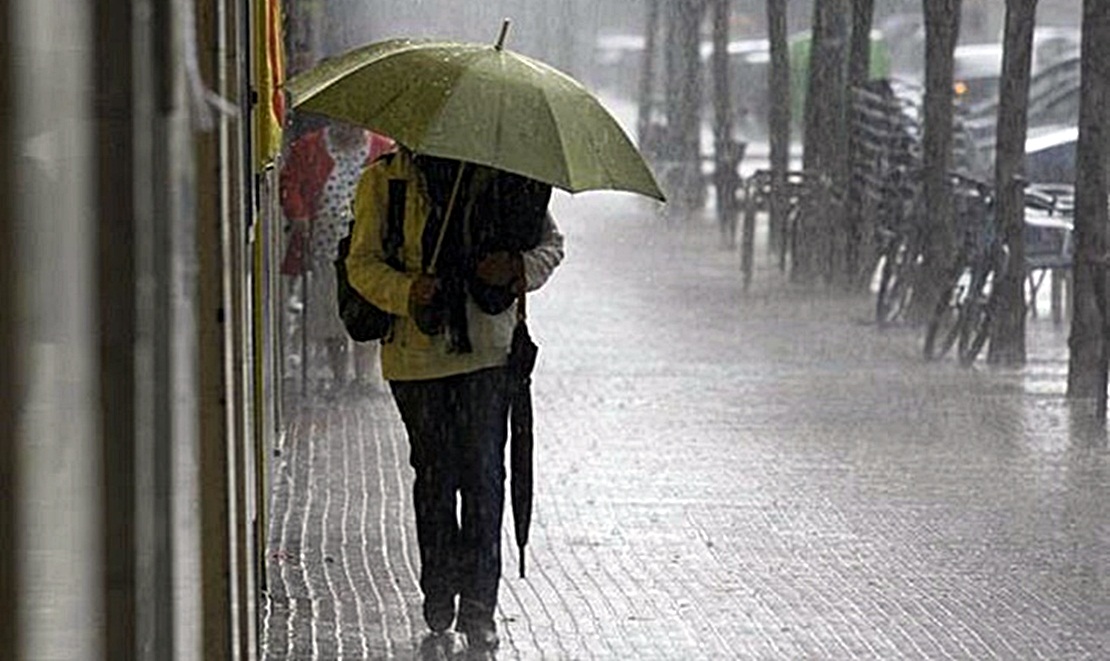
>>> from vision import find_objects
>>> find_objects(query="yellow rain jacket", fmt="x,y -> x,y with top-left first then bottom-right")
347,149 -> 564,382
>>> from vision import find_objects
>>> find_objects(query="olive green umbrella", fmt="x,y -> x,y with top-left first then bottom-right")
284,22 -> 665,201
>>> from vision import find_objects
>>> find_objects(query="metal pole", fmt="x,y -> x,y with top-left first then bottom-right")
133,0 -> 178,655
197,0 -> 235,655
230,0 -> 260,655
151,0 -> 177,651
302,228 -> 310,397
0,0 -> 19,656
95,0 -> 139,656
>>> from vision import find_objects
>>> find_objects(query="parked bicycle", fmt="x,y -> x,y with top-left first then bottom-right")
860,81 -> 985,328
873,163 -> 926,326
922,173 -> 996,363
923,174 -> 1074,365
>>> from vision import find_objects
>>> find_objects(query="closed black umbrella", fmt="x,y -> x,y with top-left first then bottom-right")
507,300 -> 538,578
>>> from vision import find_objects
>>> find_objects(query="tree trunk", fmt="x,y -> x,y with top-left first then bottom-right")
909,0 -> 962,323
848,0 -> 875,89
636,0 -> 660,144
846,0 -> 875,287
710,0 -> 741,248
798,0 -> 851,284
766,0 -> 791,263
1067,0 -> 1110,414
988,0 -> 1038,366
663,0 -> 706,213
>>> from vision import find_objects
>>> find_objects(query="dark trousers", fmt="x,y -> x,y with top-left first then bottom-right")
390,367 -> 510,629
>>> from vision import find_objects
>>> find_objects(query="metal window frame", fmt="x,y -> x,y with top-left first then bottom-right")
0,0 -> 18,651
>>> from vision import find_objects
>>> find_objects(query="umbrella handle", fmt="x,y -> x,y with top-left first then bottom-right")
426,161 -> 467,276
495,19 -> 511,51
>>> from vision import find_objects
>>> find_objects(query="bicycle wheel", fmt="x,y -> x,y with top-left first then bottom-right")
923,268 -> 968,361
876,237 -> 916,326
957,268 -> 995,366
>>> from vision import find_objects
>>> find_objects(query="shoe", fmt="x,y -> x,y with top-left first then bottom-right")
458,619 -> 499,652
464,647 -> 495,661
419,631 -> 465,660
424,595 -> 457,633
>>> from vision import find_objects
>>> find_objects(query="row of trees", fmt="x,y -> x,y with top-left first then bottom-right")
639,0 -> 1110,417
792,0 -> 1110,415
794,0 -> 1110,415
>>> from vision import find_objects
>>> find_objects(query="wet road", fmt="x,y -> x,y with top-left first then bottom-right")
264,193 -> 1110,659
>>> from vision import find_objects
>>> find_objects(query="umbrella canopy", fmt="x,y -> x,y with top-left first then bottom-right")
284,26 -> 665,201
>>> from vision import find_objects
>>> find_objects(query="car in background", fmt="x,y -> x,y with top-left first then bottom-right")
953,43 -> 1003,110
1026,55 -> 1081,129
953,25 -> 1079,112
879,20 -> 1079,104
1025,124 -> 1076,184
1030,26 -> 1081,74
591,34 -> 774,126
959,41 -> 1080,169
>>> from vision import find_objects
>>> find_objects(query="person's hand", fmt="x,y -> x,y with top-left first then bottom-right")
409,274 -> 439,307
410,274 -> 446,336
475,251 -> 523,288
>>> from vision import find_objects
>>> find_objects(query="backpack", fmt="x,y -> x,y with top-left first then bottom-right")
334,178 -> 406,342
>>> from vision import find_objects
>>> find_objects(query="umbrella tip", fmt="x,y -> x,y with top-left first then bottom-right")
495,19 -> 511,50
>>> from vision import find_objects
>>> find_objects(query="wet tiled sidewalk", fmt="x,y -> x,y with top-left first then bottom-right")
264,195 -> 1109,659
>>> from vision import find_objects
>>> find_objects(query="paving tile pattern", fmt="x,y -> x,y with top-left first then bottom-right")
264,196 -> 1109,660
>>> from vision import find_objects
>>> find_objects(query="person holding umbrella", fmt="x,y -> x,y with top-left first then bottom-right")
347,146 -> 563,655
284,22 -> 663,657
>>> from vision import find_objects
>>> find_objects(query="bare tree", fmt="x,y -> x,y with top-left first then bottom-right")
910,0 -> 961,323
636,0 -> 661,144
1067,0 -> 1110,414
848,0 -> 875,88
766,0 -> 791,262
797,0 -> 851,283
987,0 -> 1038,366
846,0 -> 875,286
663,0 -> 706,212
710,0 -> 740,248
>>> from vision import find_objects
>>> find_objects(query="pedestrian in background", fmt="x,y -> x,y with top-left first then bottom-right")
280,119 -> 392,394
346,146 -> 564,658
